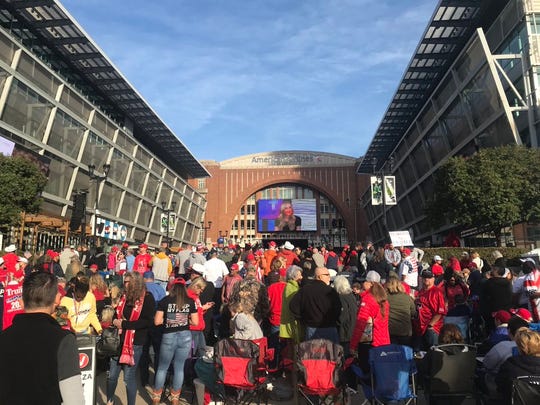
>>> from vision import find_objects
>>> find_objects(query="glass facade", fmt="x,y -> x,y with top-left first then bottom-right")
362,0 -> 540,246
0,27 -> 206,248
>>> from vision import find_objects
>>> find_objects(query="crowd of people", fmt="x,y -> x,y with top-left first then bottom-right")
0,239 -> 539,404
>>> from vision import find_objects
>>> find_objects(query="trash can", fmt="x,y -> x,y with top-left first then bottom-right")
77,335 -> 97,405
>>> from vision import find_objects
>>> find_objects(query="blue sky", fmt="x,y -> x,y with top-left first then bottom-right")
61,0 -> 435,162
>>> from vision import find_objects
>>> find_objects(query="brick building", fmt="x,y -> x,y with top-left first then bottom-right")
189,151 -> 370,249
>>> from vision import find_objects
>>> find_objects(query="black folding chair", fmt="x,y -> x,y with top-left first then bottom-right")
425,344 -> 481,405
512,376 -> 540,405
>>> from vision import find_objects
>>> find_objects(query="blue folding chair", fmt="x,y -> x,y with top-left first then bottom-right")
368,344 -> 417,405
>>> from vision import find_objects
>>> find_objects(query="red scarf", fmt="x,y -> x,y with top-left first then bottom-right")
116,293 -> 145,366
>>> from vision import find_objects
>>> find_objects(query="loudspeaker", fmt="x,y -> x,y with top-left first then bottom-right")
69,193 -> 86,232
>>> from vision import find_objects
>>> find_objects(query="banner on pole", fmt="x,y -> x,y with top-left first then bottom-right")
384,176 -> 397,205
161,213 -> 177,233
371,176 -> 382,206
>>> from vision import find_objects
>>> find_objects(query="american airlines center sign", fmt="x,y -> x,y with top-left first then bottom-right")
220,151 -> 358,168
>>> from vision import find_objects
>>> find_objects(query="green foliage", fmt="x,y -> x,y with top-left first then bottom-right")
0,154 -> 48,227
425,146 -> 540,244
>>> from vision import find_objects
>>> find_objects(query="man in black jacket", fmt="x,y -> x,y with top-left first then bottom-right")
481,258 -> 513,333
289,267 -> 342,343
0,272 -> 83,405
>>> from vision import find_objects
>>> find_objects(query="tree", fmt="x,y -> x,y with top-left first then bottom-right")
0,154 -> 48,228
425,145 -> 540,246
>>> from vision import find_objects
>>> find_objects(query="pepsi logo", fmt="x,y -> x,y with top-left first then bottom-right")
79,353 -> 89,369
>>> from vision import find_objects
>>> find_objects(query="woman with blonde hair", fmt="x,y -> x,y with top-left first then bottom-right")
385,275 -> 416,346
89,273 -> 110,316
274,200 -> 301,231
106,272 -> 155,405
229,296 -> 263,340
496,329 -> 540,401
65,256 -> 82,282
187,276 -> 214,356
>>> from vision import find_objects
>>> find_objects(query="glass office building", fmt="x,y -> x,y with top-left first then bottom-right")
358,0 -> 540,247
0,1 -> 209,251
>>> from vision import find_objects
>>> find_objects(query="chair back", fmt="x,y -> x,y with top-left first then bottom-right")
512,376 -> 540,405
368,344 -> 416,401
428,344 -> 477,394
252,336 -> 275,370
214,338 -> 261,388
296,339 -> 344,395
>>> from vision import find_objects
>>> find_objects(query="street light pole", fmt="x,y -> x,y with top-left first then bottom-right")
161,201 -> 177,248
88,163 -> 110,246
201,220 -> 212,244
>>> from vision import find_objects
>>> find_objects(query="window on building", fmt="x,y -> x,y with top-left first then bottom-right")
198,178 -> 206,189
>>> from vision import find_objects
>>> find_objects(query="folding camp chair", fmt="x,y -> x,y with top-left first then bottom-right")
425,344 -> 481,405
214,338 -> 268,405
252,337 -> 274,373
367,344 -> 417,405
296,339 -> 346,405
512,375 -> 540,405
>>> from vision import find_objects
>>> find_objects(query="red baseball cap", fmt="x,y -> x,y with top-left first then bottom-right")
230,263 -> 239,271
492,310 -> 511,324
510,308 -> 533,322
173,278 -> 186,285
139,243 -> 148,249
269,241 -> 276,247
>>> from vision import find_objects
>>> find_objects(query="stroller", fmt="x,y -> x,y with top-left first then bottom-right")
296,339 -> 346,405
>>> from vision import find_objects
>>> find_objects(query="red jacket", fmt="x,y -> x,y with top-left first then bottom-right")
277,249 -> 299,268
350,291 -> 390,349
187,289 -> 205,331
267,281 -> 286,326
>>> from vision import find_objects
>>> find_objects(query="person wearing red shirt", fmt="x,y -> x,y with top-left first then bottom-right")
267,268 -> 287,369
350,271 -> 390,372
277,241 -> 300,269
414,269 -> 447,350
431,255 -> 444,278
441,270 -> 469,311
133,244 -> 152,275
2,244 -> 19,273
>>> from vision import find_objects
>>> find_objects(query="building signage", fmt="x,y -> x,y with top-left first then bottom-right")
96,218 -> 128,241
250,154 -> 323,165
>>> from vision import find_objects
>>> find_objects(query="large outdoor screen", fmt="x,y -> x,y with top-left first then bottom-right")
257,199 -> 317,232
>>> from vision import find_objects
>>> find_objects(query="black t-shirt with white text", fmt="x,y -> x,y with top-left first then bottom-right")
157,295 -> 196,333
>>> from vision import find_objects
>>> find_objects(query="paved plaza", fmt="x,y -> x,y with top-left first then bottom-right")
94,366 -> 434,405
